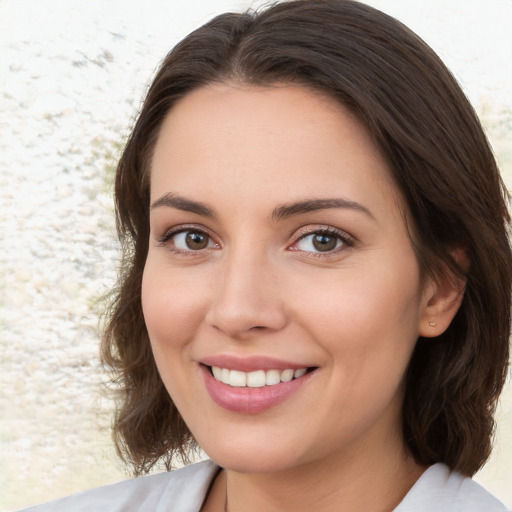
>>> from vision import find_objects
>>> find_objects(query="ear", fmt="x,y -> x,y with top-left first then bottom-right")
419,248 -> 469,338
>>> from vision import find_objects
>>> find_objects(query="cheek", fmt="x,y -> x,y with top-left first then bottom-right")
141,260 -> 215,410
141,260 -> 210,350
293,259 -> 422,362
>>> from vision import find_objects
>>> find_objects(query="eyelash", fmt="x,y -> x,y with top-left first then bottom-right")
157,225 -> 218,255
290,226 -> 355,257
156,225 -> 355,257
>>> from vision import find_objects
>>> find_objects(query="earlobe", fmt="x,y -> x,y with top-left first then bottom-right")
419,249 -> 468,338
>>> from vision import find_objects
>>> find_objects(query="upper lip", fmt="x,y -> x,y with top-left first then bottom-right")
199,354 -> 314,373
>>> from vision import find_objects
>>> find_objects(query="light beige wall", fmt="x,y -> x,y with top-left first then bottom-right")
1,0 -> 510,510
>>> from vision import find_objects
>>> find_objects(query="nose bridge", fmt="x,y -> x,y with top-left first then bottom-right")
206,241 -> 286,337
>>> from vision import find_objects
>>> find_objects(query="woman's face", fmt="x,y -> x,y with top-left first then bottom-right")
142,83 -> 433,473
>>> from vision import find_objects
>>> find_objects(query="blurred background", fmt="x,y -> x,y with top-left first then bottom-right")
1,0 -> 510,510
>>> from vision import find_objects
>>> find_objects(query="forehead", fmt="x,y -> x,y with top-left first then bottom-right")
150,83 -> 402,220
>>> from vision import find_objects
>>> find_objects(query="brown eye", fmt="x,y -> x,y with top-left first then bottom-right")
185,232 -> 209,250
312,234 -> 338,252
294,231 -> 344,253
170,230 -> 215,251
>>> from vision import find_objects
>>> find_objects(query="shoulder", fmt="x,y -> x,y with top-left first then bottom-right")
18,460 -> 220,512
395,463 -> 508,512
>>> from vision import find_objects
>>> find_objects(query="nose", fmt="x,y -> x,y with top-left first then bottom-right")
205,249 -> 288,339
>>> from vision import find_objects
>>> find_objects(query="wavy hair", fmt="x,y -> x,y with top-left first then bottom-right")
102,0 -> 512,476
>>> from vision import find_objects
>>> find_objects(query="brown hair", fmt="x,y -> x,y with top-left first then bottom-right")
102,0 -> 512,477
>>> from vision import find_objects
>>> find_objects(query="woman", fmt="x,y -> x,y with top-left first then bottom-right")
22,0 -> 511,510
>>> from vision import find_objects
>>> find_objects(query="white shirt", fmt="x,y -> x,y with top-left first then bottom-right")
20,459 -> 508,512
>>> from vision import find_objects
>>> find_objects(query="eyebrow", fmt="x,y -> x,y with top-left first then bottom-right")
271,198 -> 375,221
150,193 -> 215,217
150,193 -> 374,221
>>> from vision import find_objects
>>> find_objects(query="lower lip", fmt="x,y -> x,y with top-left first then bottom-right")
201,365 -> 313,414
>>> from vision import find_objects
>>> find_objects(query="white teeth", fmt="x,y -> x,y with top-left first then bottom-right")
229,370 -> 247,387
247,370 -> 266,388
211,366 -> 309,387
280,369 -> 294,382
265,369 -> 281,386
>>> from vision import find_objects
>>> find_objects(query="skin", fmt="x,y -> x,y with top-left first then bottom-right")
142,83 -> 463,511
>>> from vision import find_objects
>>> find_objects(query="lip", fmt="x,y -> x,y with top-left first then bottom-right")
200,363 -> 316,414
199,354 -> 311,372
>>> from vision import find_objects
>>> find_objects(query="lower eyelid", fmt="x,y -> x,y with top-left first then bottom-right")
156,226 -> 222,255
156,224 -> 353,255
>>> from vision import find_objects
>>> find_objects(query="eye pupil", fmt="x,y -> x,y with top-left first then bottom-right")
313,234 -> 337,252
186,232 -> 209,250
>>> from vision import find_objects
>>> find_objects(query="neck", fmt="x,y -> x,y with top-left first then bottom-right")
205,439 -> 425,512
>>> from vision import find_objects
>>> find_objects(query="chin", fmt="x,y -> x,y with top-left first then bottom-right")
200,436 -> 304,474
208,452 -> 296,474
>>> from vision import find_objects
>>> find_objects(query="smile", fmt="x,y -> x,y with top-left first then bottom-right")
211,366 -> 308,388
201,363 -> 316,414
